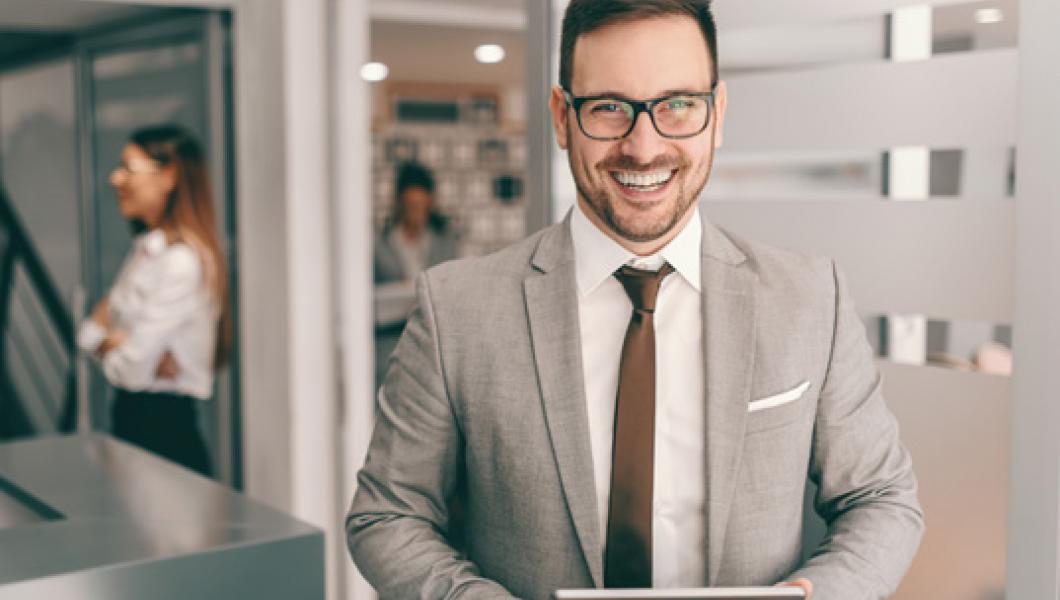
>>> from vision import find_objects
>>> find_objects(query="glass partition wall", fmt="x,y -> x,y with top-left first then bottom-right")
368,3 -> 531,391
0,3 -> 239,486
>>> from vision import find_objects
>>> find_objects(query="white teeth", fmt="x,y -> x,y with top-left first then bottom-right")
613,169 -> 674,188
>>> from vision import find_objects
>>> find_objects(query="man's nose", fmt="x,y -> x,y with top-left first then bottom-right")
619,111 -> 668,166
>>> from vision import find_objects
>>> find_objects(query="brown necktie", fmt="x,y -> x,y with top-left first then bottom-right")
604,262 -> 674,588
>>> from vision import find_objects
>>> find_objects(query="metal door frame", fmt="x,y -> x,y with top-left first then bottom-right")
73,11 -> 240,487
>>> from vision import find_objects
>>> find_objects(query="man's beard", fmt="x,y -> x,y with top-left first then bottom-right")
568,131 -> 714,244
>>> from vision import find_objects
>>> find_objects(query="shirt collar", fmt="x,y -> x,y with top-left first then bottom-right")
137,229 -> 169,256
570,202 -> 702,297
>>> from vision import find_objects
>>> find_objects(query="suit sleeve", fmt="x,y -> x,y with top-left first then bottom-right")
346,271 -> 517,599
786,261 -> 925,599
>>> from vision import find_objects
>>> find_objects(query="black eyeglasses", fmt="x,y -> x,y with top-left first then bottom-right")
563,84 -> 717,141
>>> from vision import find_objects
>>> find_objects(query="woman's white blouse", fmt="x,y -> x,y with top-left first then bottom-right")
77,230 -> 218,400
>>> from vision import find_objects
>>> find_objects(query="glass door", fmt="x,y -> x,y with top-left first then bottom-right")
77,12 -> 238,485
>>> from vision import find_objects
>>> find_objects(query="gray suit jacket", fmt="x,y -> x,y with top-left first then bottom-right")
347,215 -> 924,600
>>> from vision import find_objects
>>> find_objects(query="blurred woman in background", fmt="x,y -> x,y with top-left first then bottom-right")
373,161 -> 459,284
77,124 -> 230,477
372,161 -> 460,388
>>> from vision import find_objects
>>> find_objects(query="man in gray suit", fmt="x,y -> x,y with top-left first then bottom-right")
347,1 -> 924,598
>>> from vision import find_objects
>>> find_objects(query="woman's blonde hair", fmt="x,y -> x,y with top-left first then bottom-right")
130,124 -> 231,368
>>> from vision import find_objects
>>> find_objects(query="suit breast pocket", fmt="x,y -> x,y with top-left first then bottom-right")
745,380 -> 813,434
739,383 -> 815,494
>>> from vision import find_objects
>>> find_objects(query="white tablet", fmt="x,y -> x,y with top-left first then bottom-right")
553,588 -> 806,600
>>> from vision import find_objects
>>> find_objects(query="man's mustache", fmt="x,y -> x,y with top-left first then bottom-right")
596,154 -> 688,172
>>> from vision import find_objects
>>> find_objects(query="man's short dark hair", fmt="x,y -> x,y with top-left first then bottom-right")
395,161 -> 435,197
559,0 -> 719,93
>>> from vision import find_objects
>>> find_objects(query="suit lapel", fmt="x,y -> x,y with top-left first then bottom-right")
700,222 -> 758,584
524,219 -> 604,587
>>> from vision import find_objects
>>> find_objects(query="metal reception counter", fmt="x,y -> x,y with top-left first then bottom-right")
0,434 -> 323,599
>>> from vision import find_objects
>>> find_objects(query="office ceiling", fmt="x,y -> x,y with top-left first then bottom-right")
371,0 -> 526,32
371,20 -> 527,86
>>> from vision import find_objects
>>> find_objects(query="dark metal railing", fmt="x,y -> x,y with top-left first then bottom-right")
0,185 -> 76,439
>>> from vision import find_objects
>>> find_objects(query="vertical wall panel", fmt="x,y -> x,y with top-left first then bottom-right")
1008,0 -> 1060,595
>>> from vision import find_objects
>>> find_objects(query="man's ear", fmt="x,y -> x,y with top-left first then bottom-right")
712,79 -> 727,149
549,85 -> 570,150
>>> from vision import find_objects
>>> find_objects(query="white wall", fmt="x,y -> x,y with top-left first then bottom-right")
333,0 -> 376,598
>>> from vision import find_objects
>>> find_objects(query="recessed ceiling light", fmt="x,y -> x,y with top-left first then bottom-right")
360,62 -> 389,82
975,8 -> 1003,24
474,44 -> 506,64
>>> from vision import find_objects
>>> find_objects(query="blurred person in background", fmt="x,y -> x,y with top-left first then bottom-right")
374,160 -> 459,285
372,161 -> 459,388
77,124 -> 230,477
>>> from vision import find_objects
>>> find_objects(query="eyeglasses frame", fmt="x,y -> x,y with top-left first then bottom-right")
562,82 -> 718,141
112,160 -> 162,177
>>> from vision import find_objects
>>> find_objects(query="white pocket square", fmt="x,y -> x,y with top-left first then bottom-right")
748,380 -> 811,413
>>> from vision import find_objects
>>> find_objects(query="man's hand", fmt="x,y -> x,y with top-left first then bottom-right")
776,578 -> 813,598
156,351 -> 181,379
98,329 -> 127,356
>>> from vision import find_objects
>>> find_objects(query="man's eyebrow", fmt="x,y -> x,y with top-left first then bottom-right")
574,90 -> 633,99
575,88 -> 712,99
657,88 -> 713,96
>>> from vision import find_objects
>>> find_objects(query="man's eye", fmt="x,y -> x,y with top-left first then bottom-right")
591,103 -> 623,113
664,99 -> 693,110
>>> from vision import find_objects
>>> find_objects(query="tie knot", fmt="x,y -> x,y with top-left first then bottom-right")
614,263 -> 674,313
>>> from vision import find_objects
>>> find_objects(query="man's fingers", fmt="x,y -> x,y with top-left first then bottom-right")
776,578 -> 813,598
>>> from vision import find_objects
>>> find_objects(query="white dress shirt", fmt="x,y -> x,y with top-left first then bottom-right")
571,203 -> 707,587
77,229 -> 218,400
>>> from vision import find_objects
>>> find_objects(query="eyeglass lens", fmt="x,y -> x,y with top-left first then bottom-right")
579,95 -> 711,139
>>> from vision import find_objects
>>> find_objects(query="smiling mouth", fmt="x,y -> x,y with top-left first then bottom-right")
610,168 -> 677,194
